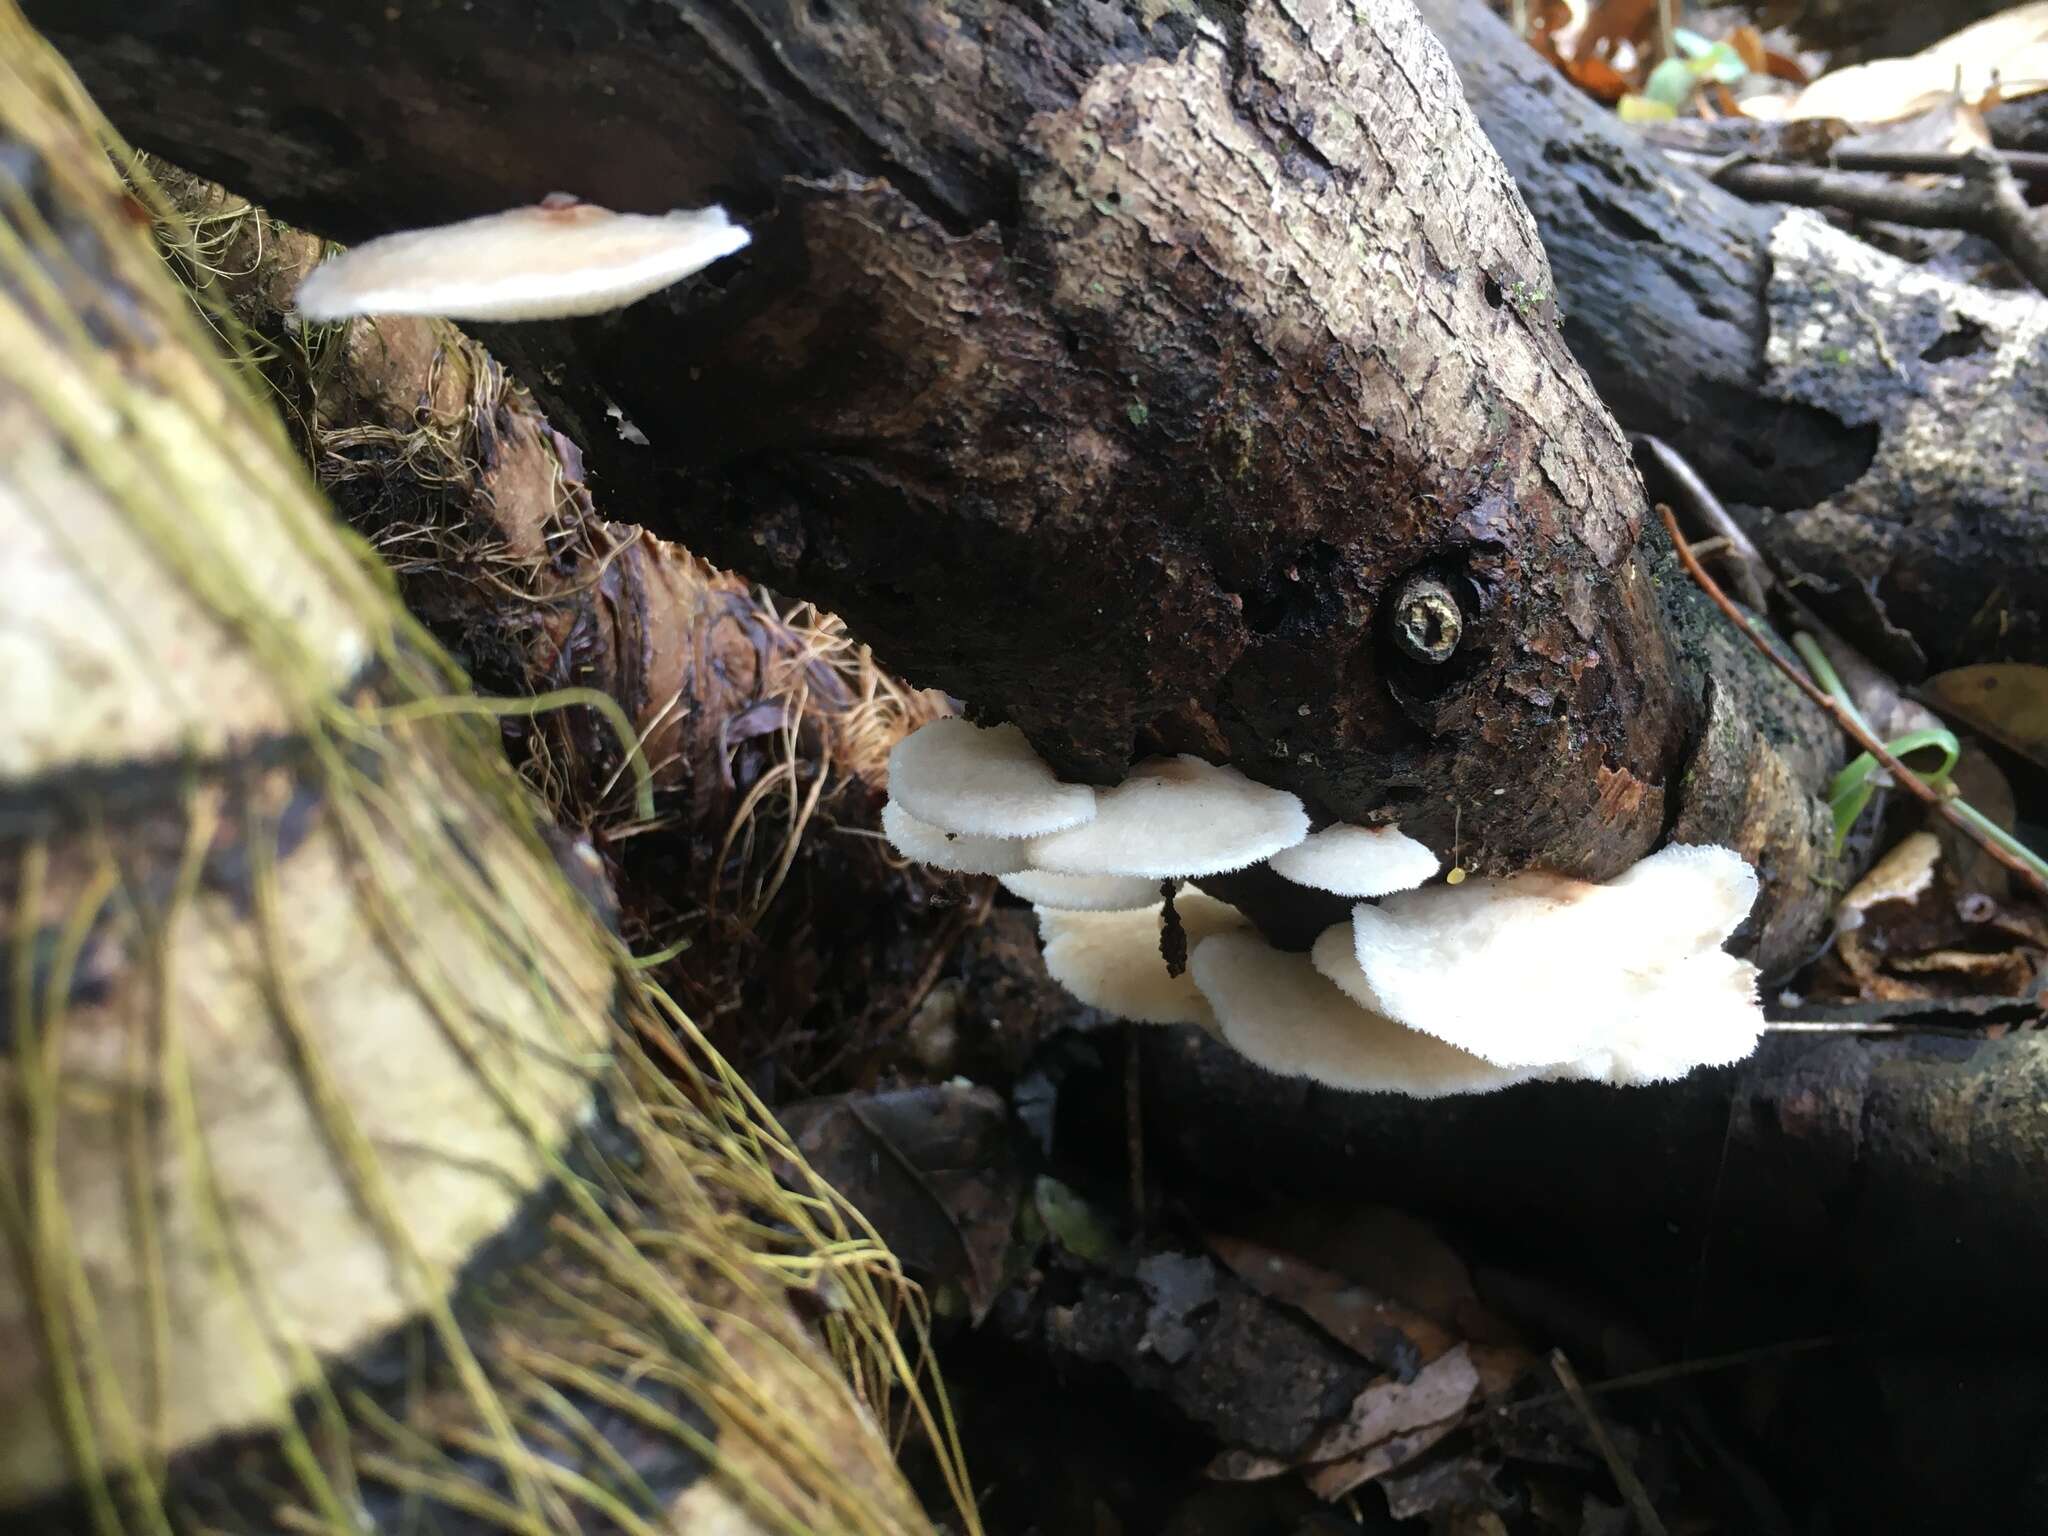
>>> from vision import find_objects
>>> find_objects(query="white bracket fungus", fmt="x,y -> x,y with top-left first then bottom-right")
1269,823 -> 1440,898
1191,930 -> 1538,1097
294,197 -> 752,322
875,716 -> 1764,1096
881,800 -> 1029,876
1340,843 -> 1762,1084
998,869 -> 1163,911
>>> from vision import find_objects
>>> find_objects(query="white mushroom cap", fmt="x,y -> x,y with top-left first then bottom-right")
1552,951 -> 1763,1085
881,801 -> 1027,876
1604,840 -> 1760,958
886,718 -> 1097,839
999,869 -> 1162,911
1026,755 -> 1309,880
1269,823 -> 1439,898
294,199 -> 751,322
1037,892 -> 1250,1026
1189,930 -> 1537,1097
1346,843 -> 1762,1071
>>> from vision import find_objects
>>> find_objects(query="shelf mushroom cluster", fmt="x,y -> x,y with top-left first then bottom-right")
884,718 -> 1767,1096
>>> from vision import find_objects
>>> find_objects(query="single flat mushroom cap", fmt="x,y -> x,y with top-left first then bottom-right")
1189,930 -> 1536,1097
999,869 -> 1162,911
1270,823 -> 1439,898
1037,892 -> 1249,1026
1347,843 -> 1763,1069
294,199 -> 751,322
887,718 -> 1097,839
882,800 -> 1027,876
1026,755 -> 1310,880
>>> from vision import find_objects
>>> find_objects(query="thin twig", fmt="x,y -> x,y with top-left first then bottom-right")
1551,1351 -> 1672,1536
1660,505 -> 2048,900
1710,148 -> 2048,297
1765,1021 -> 1913,1033
1499,1337 -> 1834,1416
1636,434 -> 1769,612
1827,147 -> 2048,181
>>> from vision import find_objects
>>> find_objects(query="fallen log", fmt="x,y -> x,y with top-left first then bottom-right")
30,0 -> 1849,974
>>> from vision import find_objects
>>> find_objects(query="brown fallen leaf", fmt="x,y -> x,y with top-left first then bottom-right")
1306,1415 -> 1466,1500
1573,0 -> 1658,69
1305,1344 -> 1481,1463
1824,830 -> 2045,1003
1207,1232 -> 1460,1376
782,1082 -> 1022,1323
1379,1451 -> 1512,1521
1923,663 -> 2048,772
1727,23 -> 1768,73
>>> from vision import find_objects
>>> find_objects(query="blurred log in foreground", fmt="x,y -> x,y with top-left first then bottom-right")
0,14 -> 959,1534
148,167 -> 963,1088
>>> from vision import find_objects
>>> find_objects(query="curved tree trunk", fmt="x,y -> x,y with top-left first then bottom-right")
30,0 -> 1847,966
0,18 -> 941,1531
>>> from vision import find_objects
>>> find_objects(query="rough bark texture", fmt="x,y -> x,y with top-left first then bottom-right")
1419,0 -> 2048,680
37,0 -> 1725,900
150,166 -> 967,1089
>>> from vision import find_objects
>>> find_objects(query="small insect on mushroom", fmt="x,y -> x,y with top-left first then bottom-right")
294,194 -> 752,323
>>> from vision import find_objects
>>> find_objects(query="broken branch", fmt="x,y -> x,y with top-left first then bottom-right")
1710,148 -> 2048,296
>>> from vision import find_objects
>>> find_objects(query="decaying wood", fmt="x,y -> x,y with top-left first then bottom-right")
32,0 -> 1843,972
150,167 -> 963,1082
1420,0 -> 2048,680
0,24 -> 939,1530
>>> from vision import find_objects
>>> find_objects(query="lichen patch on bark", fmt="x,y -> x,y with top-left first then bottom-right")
1758,212 -> 2048,674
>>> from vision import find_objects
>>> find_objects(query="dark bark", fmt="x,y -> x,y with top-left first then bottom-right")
1988,90 -> 2048,154
1733,0 -> 2009,63
1142,1022 -> 2048,1342
1128,1017 -> 2048,1526
29,0 -> 1830,925
1419,0 -> 2048,682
